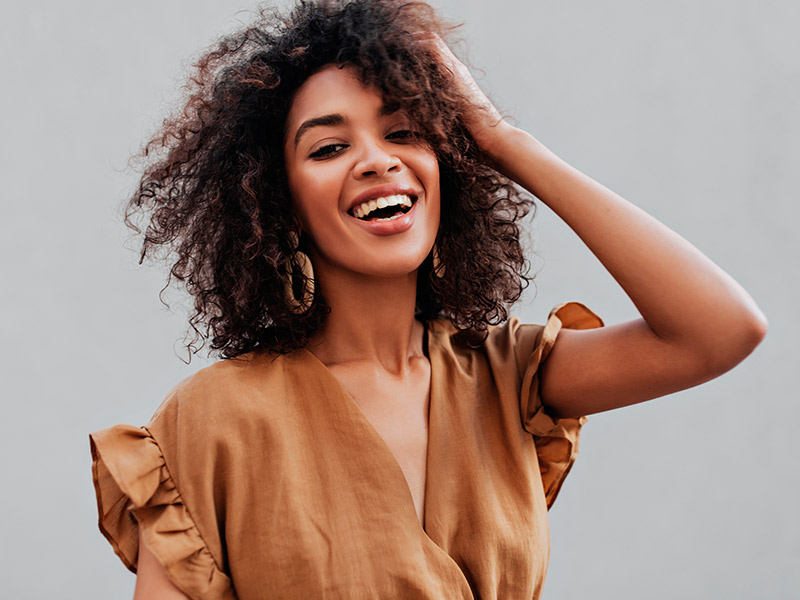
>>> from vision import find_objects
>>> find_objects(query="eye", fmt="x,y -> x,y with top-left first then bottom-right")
386,129 -> 416,142
309,143 -> 348,159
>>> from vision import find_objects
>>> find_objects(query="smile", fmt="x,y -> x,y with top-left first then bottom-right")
349,194 -> 416,221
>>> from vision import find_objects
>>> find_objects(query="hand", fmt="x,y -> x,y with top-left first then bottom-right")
421,35 -> 513,158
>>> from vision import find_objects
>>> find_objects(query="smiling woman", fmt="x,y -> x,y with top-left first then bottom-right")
89,0 -> 767,598
284,65 -> 441,281
121,0 -> 531,358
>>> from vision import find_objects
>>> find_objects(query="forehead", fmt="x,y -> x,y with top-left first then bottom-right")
285,65 -> 385,131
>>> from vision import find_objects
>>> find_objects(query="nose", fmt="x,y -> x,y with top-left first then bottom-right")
353,139 -> 402,179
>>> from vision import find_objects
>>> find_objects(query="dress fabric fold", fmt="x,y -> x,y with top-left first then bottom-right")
91,425 -> 236,600
89,302 -> 602,599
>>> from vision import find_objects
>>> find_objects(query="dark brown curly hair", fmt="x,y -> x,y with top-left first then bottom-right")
127,0 -> 534,359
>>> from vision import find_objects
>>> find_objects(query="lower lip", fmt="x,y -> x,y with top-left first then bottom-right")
348,199 -> 419,236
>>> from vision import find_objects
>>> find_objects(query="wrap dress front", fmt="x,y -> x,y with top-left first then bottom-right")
90,302 -> 603,599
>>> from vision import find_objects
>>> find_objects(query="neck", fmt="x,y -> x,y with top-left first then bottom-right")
306,261 -> 425,375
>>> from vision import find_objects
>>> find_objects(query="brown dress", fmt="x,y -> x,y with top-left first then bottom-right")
90,302 -> 602,599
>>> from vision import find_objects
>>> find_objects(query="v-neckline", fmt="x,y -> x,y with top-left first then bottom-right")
298,321 -> 437,535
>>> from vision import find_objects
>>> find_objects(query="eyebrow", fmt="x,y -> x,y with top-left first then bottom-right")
292,105 -> 402,148
293,113 -> 345,148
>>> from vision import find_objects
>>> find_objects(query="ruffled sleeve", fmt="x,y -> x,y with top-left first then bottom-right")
518,302 -> 604,508
90,425 -> 235,599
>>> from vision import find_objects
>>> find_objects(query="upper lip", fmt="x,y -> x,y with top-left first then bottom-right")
347,184 -> 420,214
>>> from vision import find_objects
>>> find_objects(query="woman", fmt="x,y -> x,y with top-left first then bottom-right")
90,1 -> 767,598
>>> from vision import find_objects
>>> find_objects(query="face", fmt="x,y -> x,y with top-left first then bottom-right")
283,65 -> 440,281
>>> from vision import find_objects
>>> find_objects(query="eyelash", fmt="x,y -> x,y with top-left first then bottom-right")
386,129 -> 415,141
309,143 -> 347,159
308,130 -> 417,159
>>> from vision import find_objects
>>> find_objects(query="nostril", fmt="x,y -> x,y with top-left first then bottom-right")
354,151 -> 402,178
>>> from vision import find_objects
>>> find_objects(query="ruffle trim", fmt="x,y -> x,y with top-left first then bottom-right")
90,425 -> 235,599
520,302 -> 604,508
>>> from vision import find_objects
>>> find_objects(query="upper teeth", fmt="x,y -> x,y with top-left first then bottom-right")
352,194 -> 414,219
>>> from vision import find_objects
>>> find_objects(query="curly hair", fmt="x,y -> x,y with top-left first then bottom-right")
127,0 -> 534,359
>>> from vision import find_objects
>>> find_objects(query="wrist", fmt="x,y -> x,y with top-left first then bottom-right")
470,119 -> 511,160
477,124 -> 542,176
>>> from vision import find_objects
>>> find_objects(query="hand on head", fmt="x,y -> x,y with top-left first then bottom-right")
417,34 -> 510,156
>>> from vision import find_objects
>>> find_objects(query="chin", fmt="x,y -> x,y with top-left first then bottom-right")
362,260 -> 428,279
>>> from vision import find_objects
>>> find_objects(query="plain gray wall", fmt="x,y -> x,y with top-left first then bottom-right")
1,1 -> 797,598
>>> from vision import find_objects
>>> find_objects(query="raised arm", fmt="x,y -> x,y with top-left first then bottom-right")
432,38 -> 767,417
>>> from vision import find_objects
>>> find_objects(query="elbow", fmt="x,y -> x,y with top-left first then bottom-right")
703,307 -> 768,377
737,305 -> 769,355
747,309 -> 769,347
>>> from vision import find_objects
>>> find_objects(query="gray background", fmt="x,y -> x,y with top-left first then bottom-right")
1,0 -> 797,598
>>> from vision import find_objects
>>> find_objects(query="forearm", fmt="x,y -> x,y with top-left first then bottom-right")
487,124 -> 767,368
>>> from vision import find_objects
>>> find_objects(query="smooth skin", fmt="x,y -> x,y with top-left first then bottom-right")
135,44 -> 766,598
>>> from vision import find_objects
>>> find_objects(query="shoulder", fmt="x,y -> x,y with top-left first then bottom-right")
428,303 -> 602,377
427,316 -> 533,364
149,350 -> 294,433
426,317 -> 531,383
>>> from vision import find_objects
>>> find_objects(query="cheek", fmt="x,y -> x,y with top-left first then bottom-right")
419,155 -> 441,213
286,165 -> 336,231
426,158 -> 440,188
409,148 -> 440,193
292,192 -> 327,239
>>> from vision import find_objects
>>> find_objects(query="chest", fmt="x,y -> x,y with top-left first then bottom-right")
328,361 -> 431,525
219,344 -> 551,598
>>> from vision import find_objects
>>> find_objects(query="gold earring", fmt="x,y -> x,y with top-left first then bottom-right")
285,231 -> 315,314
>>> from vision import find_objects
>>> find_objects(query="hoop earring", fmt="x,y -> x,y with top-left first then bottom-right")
285,231 -> 315,314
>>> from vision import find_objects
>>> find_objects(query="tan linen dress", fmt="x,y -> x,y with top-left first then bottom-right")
90,302 -> 602,599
